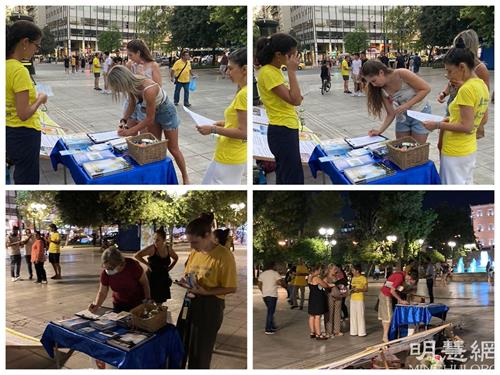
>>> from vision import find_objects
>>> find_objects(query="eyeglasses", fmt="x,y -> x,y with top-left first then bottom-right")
30,40 -> 41,49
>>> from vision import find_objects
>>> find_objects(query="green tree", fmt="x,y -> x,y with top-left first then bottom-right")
40,26 -> 56,56
16,191 -> 57,230
460,6 -> 495,47
343,27 -> 369,54
418,7 -> 468,48
210,6 -> 247,47
97,27 -> 122,53
137,6 -> 171,51
385,6 -> 421,52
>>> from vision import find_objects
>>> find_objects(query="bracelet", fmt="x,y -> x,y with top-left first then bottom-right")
211,125 -> 217,135
120,118 -> 127,124
441,91 -> 448,98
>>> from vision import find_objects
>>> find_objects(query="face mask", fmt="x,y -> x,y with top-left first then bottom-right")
105,267 -> 118,276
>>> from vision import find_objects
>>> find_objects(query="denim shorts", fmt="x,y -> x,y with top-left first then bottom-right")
132,99 -> 180,130
396,103 -> 431,135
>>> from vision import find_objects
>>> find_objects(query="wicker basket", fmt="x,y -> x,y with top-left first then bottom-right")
130,303 -> 168,332
387,136 -> 429,170
126,133 -> 168,165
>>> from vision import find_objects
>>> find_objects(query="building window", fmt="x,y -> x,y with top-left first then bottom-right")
489,239 -> 494,246
488,224 -> 494,231
477,210 -> 483,217
478,224 -> 483,232
488,208 -> 494,216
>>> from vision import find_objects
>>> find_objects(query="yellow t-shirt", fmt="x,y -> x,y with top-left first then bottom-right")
351,275 -> 368,301
184,245 -> 237,299
257,64 -> 300,129
93,57 -> 101,73
442,78 -> 489,157
6,59 -> 41,131
172,59 -> 191,83
292,264 -> 309,287
341,59 -> 350,76
48,232 -> 61,253
71,56 -> 76,66
214,85 -> 247,165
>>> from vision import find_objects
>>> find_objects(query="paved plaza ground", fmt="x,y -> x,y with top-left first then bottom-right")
30,62 -> 245,184
6,244 -> 247,369
253,278 -> 494,369
256,66 -> 495,184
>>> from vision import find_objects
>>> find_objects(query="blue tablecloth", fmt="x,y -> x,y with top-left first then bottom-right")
389,303 -> 449,340
50,139 -> 178,185
308,145 -> 441,185
41,322 -> 184,369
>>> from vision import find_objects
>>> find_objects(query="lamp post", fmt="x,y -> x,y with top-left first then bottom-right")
448,241 -> 457,260
319,227 -> 335,258
230,202 -> 246,229
386,235 -> 398,266
29,202 -> 47,231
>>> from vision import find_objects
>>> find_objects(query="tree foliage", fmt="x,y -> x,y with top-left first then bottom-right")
40,26 -> 56,55
460,6 -> 495,47
385,6 -> 421,52
343,27 -> 369,54
97,27 -> 122,53
210,6 -> 247,47
418,7 -> 468,48
137,6 -> 171,50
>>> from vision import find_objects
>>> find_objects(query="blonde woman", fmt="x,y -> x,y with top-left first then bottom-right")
437,29 -> 490,137
196,48 -> 247,185
107,65 -> 189,184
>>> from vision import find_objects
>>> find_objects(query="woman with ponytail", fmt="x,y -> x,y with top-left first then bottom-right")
255,33 -> 304,184
6,20 -> 45,184
178,212 -> 237,368
134,226 -> 178,304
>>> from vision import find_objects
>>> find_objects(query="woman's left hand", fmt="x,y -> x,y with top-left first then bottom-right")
422,121 -> 438,131
189,284 -> 208,295
117,127 -> 135,137
196,125 -> 213,136
393,103 -> 409,115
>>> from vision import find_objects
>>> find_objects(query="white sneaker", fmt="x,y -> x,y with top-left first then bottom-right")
11,277 -> 16,282
15,277 -> 22,281
42,280 -> 48,284
358,92 -> 366,97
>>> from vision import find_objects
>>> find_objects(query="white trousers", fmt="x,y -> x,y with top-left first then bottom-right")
349,300 -> 366,336
440,152 -> 476,185
202,160 -> 245,185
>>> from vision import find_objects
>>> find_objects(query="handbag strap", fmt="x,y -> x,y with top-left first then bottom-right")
175,61 -> 188,80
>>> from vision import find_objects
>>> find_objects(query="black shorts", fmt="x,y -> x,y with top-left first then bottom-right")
342,75 -> 350,81
49,253 -> 60,264
94,72 -> 100,78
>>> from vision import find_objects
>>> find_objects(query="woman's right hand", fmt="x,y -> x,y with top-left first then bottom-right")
37,93 -> 48,104
88,303 -> 98,313
368,129 -> 382,137
437,92 -> 446,104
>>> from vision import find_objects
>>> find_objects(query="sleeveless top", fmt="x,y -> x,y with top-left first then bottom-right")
148,244 -> 171,273
383,76 -> 426,112
131,62 -> 154,80
147,244 -> 172,303
143,82 -> 167,107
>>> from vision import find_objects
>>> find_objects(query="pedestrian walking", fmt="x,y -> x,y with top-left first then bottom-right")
170,50 -> 197,107
102,51 -> 113,94
349,264 -> 368,337
6,20 -> 46,184
341,55 -> 352,94
31,231 -> 47,284
92,53 -> 102,90
351,53 -> 363,96
48,223 -> 62,279
255,33 -> 304,184
258,261 -> 282,334
64,54 -> 70,74
21,228 -> 34,280
7,226 -> 22,281
219,52 -> 228,78
425,257 -> 435,303
362,59 -> 432,144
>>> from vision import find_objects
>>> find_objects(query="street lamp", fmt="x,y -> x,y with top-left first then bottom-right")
278,240 -> 287,246
230,202 -> 246,229
386,235 -> 397,242
30,202 -> 47,231
319,227 -> 335,258
448,241 -> 457,259
418,239 -> 424,246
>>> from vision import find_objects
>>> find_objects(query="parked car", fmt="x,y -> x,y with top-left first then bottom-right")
281,62 -> 305,71
201,55 -> 214,65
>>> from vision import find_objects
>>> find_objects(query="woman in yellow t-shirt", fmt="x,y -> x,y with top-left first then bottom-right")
197,48 -> 247,184
6,21 -> 47,184
177,213 -> 237,369
349,264 -> 368,337
256,33 -> 304,184
423,47 -> 489,184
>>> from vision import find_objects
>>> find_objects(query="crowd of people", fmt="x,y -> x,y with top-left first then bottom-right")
7,212 -> 238,369
255,29 -> 490,185
258,257 -> 462,343
6,19 -> 247,185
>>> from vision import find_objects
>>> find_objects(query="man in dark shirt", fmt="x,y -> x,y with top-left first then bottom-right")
396,52 -> 405,69
379,51 -> 390,67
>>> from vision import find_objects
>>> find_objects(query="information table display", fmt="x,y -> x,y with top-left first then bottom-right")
389,303 -> 449,341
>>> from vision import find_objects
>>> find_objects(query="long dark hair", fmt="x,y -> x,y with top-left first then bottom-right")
6,20 -> 42,58
186,212 -> 214,238
126,39 -> 154,62
255,33 -> 297,66
155,226 -> 167,240
214,228 -> 230,245
229,48 -> 247,67
444,47 -> 475,70
361,60 -> 394,118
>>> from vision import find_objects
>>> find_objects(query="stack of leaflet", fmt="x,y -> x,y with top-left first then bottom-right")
108,138 -> 128,153
82,157 -> 131,179
107,331 -> 154,351
90,319 -> 117,330
57,317 -> 90,331
365,142 -> 389,158
321,139 -> 351,157
73,150 -> 115,166
62,134 -> 93,151
345,135 -> 387,149
344,162 -> 395,184
88,143 -> 112,152
333,154 -> 375,171
87,130 -> 121,144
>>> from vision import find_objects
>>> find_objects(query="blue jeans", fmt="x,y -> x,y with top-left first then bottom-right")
174,82 -> 190,105
263,296 -> 277,332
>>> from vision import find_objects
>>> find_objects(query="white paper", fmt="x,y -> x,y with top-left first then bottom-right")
299,141 -> 317,162
183,106 -> 215,126
107,138 -> 127,147
36,83 -> 54,97
253,133 -> 274,159
253,106 -> 269,125
41,134 -> 59,149
88,130 -> 121,143
407,110 -> 444,123
346,135 -> 387,148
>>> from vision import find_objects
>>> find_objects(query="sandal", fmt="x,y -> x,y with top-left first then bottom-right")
334,332 -> 344,337
316,334 -> 328,340
310,333 -> 316,339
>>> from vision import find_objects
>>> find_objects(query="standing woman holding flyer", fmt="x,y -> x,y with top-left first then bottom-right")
256,33 -> 304,184
6,20 -> 46,184
196,48 -> 247,185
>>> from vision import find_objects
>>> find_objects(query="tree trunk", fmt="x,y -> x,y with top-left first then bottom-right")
168,225 -> 174,249
99,225 -> 103,246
